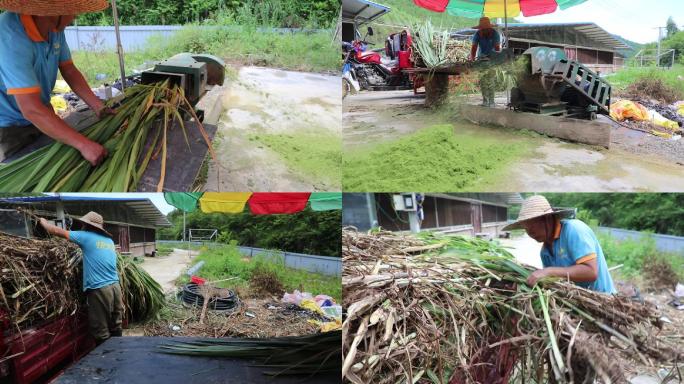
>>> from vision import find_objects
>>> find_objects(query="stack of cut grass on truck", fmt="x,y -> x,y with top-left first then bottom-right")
413,20 -> 469,69
0,232 -> 164,334
0,82 -> 214,192
342,229 -> 681,384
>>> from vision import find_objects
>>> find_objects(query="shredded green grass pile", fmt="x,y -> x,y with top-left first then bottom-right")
343,124 -> 530,191
251,131 -> 341,186
0,82 -> 213,192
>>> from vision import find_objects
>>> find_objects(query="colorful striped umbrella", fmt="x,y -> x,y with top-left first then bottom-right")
413,0 -> 587,18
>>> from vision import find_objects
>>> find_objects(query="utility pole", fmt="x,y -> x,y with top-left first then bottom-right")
655,26 -> 666,67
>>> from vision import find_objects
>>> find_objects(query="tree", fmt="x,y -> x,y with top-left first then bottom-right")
666,16 -> 679,38
157,207 -> 342,257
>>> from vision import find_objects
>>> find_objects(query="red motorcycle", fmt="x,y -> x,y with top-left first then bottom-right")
343,27 -> 415,91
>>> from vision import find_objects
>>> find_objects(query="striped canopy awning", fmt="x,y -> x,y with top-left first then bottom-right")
413,0 -> 587,18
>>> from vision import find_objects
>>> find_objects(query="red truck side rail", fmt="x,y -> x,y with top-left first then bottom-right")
1,311 -> 95,384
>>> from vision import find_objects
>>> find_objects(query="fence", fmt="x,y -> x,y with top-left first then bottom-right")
65,25 -> 326,52
595,227 -> 684,255
156,240 -> 341,276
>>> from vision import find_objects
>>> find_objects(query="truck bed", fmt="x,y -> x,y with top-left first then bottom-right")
53,337 -> 340,384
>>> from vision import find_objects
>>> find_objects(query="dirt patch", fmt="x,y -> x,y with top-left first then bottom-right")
624,77 -> 682,104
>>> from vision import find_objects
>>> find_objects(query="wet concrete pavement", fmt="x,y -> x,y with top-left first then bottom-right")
205,67 -> 341,191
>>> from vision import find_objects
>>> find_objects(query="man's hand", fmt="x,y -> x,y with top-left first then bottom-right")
78,139 -> 108,166
37,217 -> 69,239
526,269 -> 549,287
95,104 -> 117,119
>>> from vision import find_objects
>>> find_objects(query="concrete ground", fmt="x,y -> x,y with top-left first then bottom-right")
343,90 -> 684,191
139,248 -> 199,293
205,66 -> 341,191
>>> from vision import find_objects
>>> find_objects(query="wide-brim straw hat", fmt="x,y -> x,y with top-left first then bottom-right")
0,0 -> 109,16
503,195 -> 575,231
472,17 -> 497,29
73,211 -> 112,238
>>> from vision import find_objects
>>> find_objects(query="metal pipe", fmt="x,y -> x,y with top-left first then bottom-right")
111,0 -> 126,90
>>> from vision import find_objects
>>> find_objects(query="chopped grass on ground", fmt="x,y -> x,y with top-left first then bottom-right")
252,131 -> 341,185
343,124 -> 531,191
177,244 -> 341,302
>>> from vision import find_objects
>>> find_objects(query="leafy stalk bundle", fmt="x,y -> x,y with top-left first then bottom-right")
413,20 -> 450,69
0,232 -> 82,329
0,82 -> 214,192
0,232 -> 164,335
342,229 -> 680,384
117,254 -> 165,323
159,330 -> 341,376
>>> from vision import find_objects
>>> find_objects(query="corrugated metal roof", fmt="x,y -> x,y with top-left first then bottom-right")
455,22 -> 630,51
0,196 -> 171,228
342,0 -> 390,24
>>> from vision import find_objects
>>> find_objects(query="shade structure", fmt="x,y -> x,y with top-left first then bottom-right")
199,192 -> 253,214
164,192 -> 202,213
413,0 -> 587,18
247,193 -> 312,215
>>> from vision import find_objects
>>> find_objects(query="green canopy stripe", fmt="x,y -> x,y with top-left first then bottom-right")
309,192 -> 343,211
164,192 -> 203,213
446,0 -> 486,18
555,0 -> 587,10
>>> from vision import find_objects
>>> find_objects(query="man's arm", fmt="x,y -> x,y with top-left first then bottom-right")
13,93 -> 107,166
527,258 -> 598,286
470,43 -> 478,61
39,218 -> 69,239
59,62 -> 111,117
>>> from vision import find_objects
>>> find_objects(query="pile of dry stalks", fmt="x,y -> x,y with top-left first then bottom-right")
0,233 -> 82,329
342,229 -> 681,384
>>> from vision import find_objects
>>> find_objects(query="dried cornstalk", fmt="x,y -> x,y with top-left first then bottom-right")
342,229 -> 681,384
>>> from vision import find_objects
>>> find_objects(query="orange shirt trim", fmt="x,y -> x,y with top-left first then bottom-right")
7,86 -> 42,95
576,253 -> 597,265
20,14 -> 45,43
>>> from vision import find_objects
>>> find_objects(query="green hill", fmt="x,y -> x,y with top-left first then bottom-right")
361,0 -> 476,45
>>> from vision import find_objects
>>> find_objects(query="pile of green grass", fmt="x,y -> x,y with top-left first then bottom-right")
251,131 -> 341,186
343,124 -> 531,191
178,244 -> 341,302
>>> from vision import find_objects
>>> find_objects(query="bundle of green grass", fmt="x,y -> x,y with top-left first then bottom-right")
0,82 -> 213,192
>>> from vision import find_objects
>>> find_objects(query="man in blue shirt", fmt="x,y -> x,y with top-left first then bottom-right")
0,0 -> 114,164
503,195 -> 616,294
40,211 -> 123,344
470,17 -> 502,107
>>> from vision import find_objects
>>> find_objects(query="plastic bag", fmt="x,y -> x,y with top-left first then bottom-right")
50,95 -> 67,113
52,80 -> 71,94
648,109 -> 680,131
300,299 -> 326,315
281,290 -> 313,305
610,100 -> 649,121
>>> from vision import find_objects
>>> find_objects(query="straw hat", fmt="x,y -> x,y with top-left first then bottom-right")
472,17 -> 497,30
0,0 -> 109,16
503,195 -> 575,231
73,211 -> 112,238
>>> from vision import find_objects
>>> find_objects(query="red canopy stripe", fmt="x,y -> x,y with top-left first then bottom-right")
520,0 -> 558,16
413,0 -> 450,12
248,193 -> 312,215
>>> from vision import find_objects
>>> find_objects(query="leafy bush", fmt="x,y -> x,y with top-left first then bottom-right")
179,244 -> 341,301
